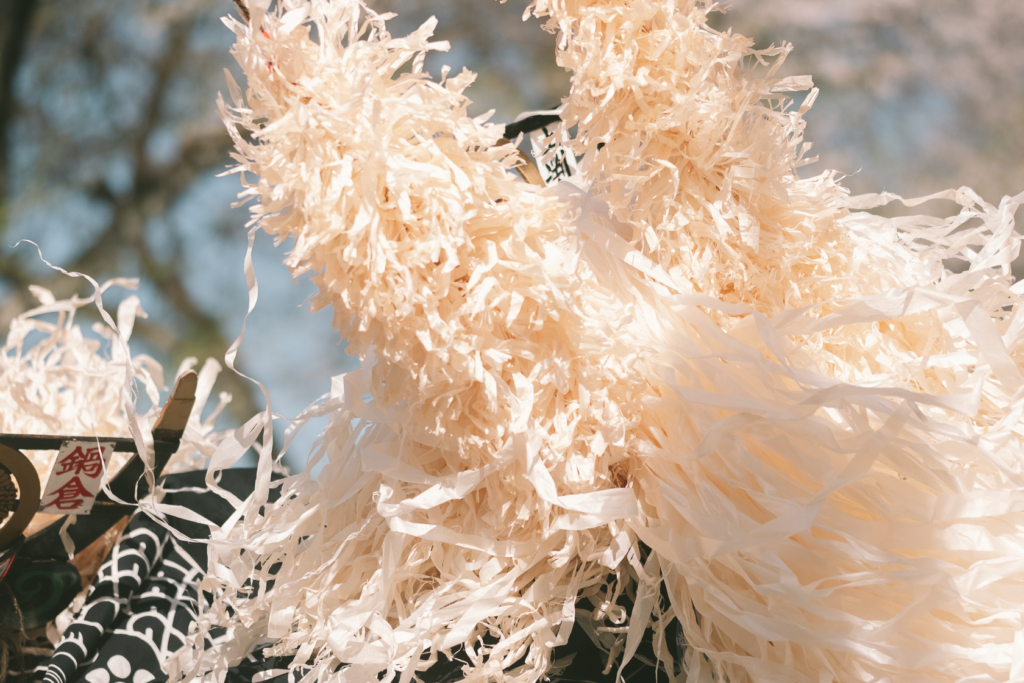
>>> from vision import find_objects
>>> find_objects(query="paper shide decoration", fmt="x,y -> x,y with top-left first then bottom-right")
175,0 -> 1024,681
0,283 -> 236,489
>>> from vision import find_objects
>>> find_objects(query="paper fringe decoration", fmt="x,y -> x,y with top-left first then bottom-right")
0,281 -> 233,524
0,278 -> 234,646
179,0 -> 1024,681
1,284 -> 158,486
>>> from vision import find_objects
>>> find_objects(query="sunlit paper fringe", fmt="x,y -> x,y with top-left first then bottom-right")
184,0 -> 1024,681
0,283 -> 231,483
0,281 -> 232,638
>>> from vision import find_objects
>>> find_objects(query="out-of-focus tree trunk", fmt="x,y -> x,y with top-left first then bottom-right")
0,0 -> 38,202
0,0 -> 265,424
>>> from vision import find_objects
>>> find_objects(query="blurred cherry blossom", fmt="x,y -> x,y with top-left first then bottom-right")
718,0 -> 1024,202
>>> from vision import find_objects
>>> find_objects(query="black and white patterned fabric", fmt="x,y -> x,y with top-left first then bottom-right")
20,469 -> 265,683
41,525 -> 202,683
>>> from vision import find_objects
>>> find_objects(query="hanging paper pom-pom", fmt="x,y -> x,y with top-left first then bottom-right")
184,1 -> 1024,681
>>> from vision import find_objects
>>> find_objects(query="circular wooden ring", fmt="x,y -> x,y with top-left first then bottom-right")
0,444 -> 42,550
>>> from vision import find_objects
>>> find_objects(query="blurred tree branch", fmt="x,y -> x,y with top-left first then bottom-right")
0,0 -> 39,202
0,1 -> 259,422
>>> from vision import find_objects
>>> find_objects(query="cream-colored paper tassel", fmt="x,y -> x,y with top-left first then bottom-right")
188,1 -> 1024,682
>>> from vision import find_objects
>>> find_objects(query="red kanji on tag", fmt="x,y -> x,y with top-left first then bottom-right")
54,445 -> 105,479
43,476 -> 95,511
39,440 -> 113,514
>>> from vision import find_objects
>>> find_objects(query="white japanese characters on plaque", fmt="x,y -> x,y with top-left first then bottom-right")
38,440 -> 114,514
529,125 -> 578,186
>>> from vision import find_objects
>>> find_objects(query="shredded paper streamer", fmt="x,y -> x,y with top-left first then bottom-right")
0,278 -> 234,592
160,0 -> 1024,681
1,282 -> 235,479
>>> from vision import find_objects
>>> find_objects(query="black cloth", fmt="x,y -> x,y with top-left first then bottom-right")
21,469 -> 267,683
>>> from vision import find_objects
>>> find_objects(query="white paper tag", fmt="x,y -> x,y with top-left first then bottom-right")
39,440 -> 114,514
529,125 -> 578,186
